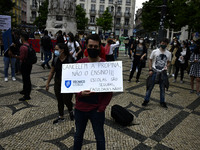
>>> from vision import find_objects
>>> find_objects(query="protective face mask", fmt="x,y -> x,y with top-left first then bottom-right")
87,48 -> 100,58
160,45 -> 167,50
139,40 -> 143,43
19,39 -> 22,43
54,50 -> 60,56
66,37 -> 70,41
174,43 -> 177,46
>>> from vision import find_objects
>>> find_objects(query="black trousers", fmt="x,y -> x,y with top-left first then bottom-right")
21,62 -> 32,97
129,55 -> 143,80
106,54 -> 114,61
175,65 -> 185,80
54,78 -> 73,116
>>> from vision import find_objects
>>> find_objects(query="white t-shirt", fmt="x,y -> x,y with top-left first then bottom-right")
109,41 -> 120,55
66,41 -> 80,60
150,48 -> 171,72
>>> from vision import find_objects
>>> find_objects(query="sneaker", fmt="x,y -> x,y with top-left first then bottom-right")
127,79 -> 131,83
19,96 -> 31,101
172,79 -> 176,83
53,117 -> 64,124
160,102 -> 168,108
40,60 -> 44,62
136,79 -> 140,83
69,111 -> 74,121
12,77 -> 16,81
4,77 -> 8,82
172,74 -> 175,77
142,101 -> 149,106
180,80 -> 183,84
190,90 -> 194,93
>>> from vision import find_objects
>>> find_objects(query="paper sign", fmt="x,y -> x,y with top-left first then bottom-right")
0,15 -> 11,30
61,61 -> 123,93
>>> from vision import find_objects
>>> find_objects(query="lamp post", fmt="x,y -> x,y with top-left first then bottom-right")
158,0 -> 167,41
111,1 -> 118,37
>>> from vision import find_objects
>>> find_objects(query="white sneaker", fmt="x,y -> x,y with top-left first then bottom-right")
40,60 -> 44,62
4,77 -> 8,82
172,74 -> 175,77
12,77 -> 16,81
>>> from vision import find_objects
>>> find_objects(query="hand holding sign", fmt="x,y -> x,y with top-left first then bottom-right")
61,61 -> 123,93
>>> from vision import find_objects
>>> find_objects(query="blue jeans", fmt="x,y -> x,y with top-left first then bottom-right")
114,47 -> 119,60
4,56 -> 16,78
42,51 -> 52,65
73,109 -> 105,150
144,72 -> 165,102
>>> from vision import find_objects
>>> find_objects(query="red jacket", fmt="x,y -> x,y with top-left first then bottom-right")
75,58 -> 113,112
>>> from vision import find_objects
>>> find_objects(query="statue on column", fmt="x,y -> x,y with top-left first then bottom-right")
52,0 -> 59,15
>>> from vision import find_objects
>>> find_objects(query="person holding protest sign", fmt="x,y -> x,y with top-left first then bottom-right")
73,34 -> 113,150
46,43 -> 74,124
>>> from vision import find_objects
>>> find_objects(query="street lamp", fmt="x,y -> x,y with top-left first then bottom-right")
158,0 -> 167,41
111,1 -> 118,36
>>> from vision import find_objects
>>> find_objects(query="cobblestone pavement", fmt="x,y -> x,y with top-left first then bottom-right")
0,50 -> 200,150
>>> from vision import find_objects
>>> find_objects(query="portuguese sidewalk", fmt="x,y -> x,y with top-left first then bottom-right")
0,51 -> 200,150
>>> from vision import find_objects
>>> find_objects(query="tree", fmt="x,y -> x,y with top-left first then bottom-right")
76,5 -> 88,32
141,0 -> 200,34
0,0 -> 16,26
0,0 -> 15,15
96,8 -> 113,35
34,0 -> 48,29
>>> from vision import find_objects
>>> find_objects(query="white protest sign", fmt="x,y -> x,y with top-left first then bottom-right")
0,15 -> 11,30
61,61 -> 123,93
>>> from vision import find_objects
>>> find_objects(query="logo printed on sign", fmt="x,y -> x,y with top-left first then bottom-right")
65,80 -> 71,88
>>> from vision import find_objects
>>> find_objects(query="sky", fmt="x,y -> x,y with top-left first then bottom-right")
135,0 -> 149,13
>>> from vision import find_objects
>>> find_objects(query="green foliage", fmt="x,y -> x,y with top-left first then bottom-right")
0,0 -> 15,15
96,8 -> 113,34
0,0 -> 16,27
76,5 -> 88,31
141,0 -> 200,33
34,0 -> 49,29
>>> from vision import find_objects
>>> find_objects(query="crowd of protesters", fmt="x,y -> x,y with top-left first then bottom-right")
1,28 -> 200,150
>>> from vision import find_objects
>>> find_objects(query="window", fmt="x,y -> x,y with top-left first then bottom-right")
126,0 -> 131,5
90,16 -> 95,24
80,0 -> 85,1
109,0 -> 113,4
125,19 -> 129,25
125,7 -> 130,13
91,4 -> 96,10
91,0 -> 96,2
99,5 -> 104,12
100,0 -> 105,3
80,3 -> 84,9
117,7 -> 121,13
118,0 -> 122,5
116,18 -> 121,25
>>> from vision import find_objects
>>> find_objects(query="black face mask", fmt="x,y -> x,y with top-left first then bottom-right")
87,48 -> 100,58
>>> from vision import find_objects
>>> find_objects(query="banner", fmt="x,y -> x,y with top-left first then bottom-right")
0,15 -> 11,30
28,39 -> 57,52
61,61 -> 123,93
2,28 -> 12,52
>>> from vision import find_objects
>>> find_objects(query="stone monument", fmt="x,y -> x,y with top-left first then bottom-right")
45,0 -> 77,36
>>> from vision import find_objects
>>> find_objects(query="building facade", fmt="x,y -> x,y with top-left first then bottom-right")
12,0 -> 22,24
76,0 -> 136,36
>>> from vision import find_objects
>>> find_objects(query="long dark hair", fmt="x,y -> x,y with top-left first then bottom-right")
57,43 -> 69,56
67,32 -> 75,42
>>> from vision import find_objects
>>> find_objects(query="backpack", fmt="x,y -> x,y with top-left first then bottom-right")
24,45 -> 37,64
111,105 -> 134,126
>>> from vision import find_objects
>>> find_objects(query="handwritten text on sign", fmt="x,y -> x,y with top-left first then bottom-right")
61,61 -> 123,93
